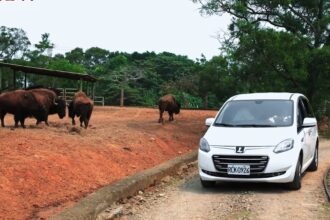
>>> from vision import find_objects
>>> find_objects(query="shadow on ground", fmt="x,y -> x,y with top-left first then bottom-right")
180,175 -> 294,195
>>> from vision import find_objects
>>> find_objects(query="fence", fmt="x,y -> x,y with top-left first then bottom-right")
57,88 -> 104,106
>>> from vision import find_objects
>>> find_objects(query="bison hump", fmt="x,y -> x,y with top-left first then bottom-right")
159,94 -> 176,103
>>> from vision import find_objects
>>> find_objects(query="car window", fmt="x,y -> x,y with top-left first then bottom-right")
215,100 -> 293,127
297,101 -> 304,127
301,97 -> 314,117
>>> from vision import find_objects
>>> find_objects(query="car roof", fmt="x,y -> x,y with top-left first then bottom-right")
231,92 -> 302,101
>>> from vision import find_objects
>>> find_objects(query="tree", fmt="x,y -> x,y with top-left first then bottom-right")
194,0 -> 330,48
106,65 -> 144,107
0,26 -> 30,60
84,47 -> 110,68
34,33 -> 54,56
65,47 -> 85,65
194,0 -> 330,109
228,25 -> 309,92
199,56 -> 235,108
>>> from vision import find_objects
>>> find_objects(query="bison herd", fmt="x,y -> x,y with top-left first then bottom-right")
0,88 -> 94,129
0,89 -> 181,129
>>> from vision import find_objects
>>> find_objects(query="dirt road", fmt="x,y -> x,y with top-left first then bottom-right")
123,140 -> 330,220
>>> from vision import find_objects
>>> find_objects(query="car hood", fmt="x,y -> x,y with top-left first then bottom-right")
204,126 -> 294,147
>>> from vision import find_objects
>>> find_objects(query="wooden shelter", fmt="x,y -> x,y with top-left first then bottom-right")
0,62 -> 97,99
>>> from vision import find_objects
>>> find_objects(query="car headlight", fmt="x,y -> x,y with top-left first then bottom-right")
274,139 -> 294,153
200,138 -> 210,153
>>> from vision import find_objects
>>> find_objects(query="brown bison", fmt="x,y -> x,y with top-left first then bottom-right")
68,91 -> 93,129
0,89 -> 66,128
28,88 -> 66,125
158,95 -> 181,123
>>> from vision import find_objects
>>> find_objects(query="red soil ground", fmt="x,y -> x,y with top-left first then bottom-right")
0,106 -> 216,220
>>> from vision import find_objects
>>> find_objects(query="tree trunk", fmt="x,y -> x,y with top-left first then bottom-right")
204,93 -> 208,109
120,87 -> 124,107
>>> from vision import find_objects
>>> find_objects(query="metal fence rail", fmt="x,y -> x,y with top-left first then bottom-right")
93,96 -> 105,106
57,88 -> 104,106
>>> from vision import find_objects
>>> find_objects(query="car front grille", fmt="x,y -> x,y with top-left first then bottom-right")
212,155 -> 269,174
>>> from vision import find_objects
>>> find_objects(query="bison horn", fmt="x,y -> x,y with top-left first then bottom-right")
53,98 -> 58,106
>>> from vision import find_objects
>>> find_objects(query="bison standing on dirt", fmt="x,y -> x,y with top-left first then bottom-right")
28,88 -> 66,125
158,95 -> 181,124
68,91 -> 93,129
0,89 -> 66,128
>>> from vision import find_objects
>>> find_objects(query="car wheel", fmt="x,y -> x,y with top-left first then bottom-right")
200,178 -> 216,188
307,143 -> 318,172
287,157 -> 302,190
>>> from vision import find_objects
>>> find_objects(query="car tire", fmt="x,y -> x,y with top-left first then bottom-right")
307,142 -> 318,172
200,179 -> 216,188
287,157 -> 302,190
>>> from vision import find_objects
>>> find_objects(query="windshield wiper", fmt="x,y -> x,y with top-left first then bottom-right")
235,124 -> 278,127
213,123 -> 237,127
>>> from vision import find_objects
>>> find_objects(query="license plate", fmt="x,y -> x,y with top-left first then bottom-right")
227,164 -> 250,175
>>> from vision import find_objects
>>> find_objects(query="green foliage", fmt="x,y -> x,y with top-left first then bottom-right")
194,0 -> 330,114
34,33 -> 54,55
140,89 -> 159,107
1,16 -> 330,114
199,56 -> 235,103
177,92 -> 203,109
0,26 -> 30,60
195,0 -> 330,47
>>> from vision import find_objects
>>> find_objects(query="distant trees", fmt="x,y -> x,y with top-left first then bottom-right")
1,18 -> 330,116
0,26 -> 30,60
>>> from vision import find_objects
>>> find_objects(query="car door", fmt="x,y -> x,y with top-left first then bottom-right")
297,98 -> 310,165
301,97 -> 317,159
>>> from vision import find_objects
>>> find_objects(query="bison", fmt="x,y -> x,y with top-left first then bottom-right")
0,89 -> 66,128
25,85 -> 62,96
68,91 -> 93,129
158,95 -> 181,124
28,88 -> 66,125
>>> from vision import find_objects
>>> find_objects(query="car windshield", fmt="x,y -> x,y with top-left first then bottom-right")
214,100 -> 293,127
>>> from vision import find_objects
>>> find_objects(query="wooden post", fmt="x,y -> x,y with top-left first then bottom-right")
24,72 -> 27,89
13,70 -> 16,89
92,83 -> 95,100
64,88 -> 66,103
120,87 -> 124,107
0,67 -> 2,90
79,79 -> 83,91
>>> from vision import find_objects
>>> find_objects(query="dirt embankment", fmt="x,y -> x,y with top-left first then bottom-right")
0,106 -> 216,220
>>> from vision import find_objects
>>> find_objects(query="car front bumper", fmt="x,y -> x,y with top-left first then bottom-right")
198,146 -> 299,183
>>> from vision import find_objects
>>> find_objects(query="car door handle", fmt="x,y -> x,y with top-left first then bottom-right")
301,137 -> 304,142
307,129 -> 312,136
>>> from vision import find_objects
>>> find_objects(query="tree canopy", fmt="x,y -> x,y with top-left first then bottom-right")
193,0 -> 330,116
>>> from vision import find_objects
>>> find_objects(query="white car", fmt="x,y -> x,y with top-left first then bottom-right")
198,93 -> 318,190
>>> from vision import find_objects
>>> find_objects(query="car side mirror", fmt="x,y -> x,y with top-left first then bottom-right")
302,117 -> 317,128
205,118 -> 215,126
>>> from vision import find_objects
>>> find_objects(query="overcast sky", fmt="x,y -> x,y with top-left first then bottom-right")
0,0 -> 231,60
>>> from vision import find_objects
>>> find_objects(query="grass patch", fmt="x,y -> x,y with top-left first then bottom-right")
319,203 -> 330,219
227,209 -> 253,220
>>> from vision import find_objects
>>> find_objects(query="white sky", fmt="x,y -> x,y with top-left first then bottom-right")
0,0 -> 231,60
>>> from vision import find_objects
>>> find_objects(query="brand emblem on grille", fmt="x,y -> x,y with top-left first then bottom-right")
236,146 -> 245,153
